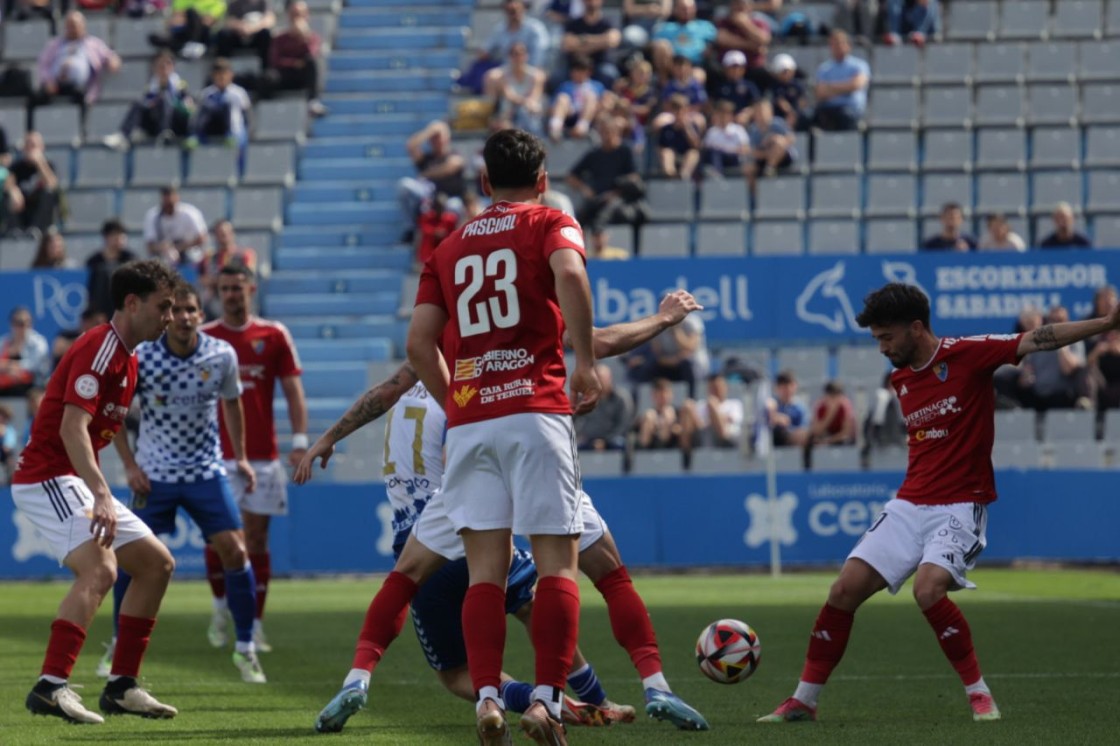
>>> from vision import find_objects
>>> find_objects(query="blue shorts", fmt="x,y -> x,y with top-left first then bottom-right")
126,477 -> 242,539
407,547 -> 538,672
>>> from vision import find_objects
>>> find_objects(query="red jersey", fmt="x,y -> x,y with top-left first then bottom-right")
891,334 -> 1022,505
201,317 -> 301,460
414,200 -> 586,428
14,324 -> 137,484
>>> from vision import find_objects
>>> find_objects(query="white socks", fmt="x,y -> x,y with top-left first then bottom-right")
476,685 -> 503,714
343,668 -> 371,688
793,681 -> 823,709
642,672 -> 671,693
212,597 -> 228,613
965,677 -> 990,696
531,685 -> 563,721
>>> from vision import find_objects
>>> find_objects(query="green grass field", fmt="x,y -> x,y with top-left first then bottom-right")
2,569 -> 1118,744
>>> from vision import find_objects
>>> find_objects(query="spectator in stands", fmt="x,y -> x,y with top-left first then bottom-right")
922,202 -> 976,251
978,212 -> 1026,252
459,0 -> 549,94
30,229 -> 77,269
1089,329 -> 1120,421
710,50 -> 761,124
143,185 -> 209,266
715,0 -> 772,89
190,58 -> 253,167
1084,285 -> 1118,355
621,0 -> 672,41
613,57 -> 658,127
85,218 -> 137,318
810,380 -> 857,445
7,131 -> 60,234
398,120 -> 467,240
650,0 -> 717,81
863,371 -> 907,451
3,0 -> 55,31
636,377 -> 691,451
104,51 -> 194,151
684,372 -> 744,449
769,52 -> 809,131
812,30 -> 869,132
548,55 -> 605,140
656,93 -> 703,179
701,100 -> 749,175
200,218 -> 257,316
484,41 -> 546,135
50,308 -> 106,371
0,123 -> 10,167
567,116 -> 646,257
745,99 -> 796,192
0,165 -> 22,235
764,369 -> 809,446
0,401 -> 17,480
149,0 -> 226,60
214,0 -> 275,66
34,10 -> 121,108
882,0 -> 939,47
1020,305 -> 1093,411
0,306 -> 50,395
576,363 -> 634,451
259,0 -> 326,116
561,0 -> 622,86
648,309 -> 707,397
415,193 -> 459,268
1040,202 -> 1092,249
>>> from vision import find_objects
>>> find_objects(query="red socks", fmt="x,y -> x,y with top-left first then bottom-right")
112,615 -> 157,678
250,552 -> 271,619
594,566 -> 662,679
41,619 -> 86,680
204,545 -> 226,599
800,603 -> 855,684
923,596 -> 982,686
462,583 -> 507,692
531,576 -> 581,689
352,571 -> 418,672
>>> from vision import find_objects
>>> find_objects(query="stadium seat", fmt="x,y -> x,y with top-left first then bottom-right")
1094,214 -> 1120,247
872,46 -> 920,86
976,172 -> 1028,215
187,147 -> 239,186
646,179 -> 695,222
754,176 -> 805,219
813,131 -> 863,173
244,143 -> 297,186
66,234 -> 106,265
698,179 -> 747,221
2,20 -> 51,61
867,131 -> 918,172
946,1 -> 996,41
639,223 -> 691,257
1052,0 -> 1104,39
32,106 -> 82,148
84,102 -> 131,142
775,346 -> 829,382
922,129 -> 973,172
1086,126 -> 1120,168
921,173 -> 974,216
837,345 -> 888,383
695,222 -> 747,257
131,147 -> 183,187
0,106 -> 27,151
1043,409 -> 1097,441
1081,84 -> 1120,124
999,0 -> 1050,40
975,43 -> 1026,84
114,17 -> 167,58
923,87 -> 973,129
809,175 -> 861,219
995,409 -> 1040,442
76,148 -> 126,189
121,189 -> 159,230
177,59 -> 208,94
748,447 -> 805,473
545,138 -> 586,176
1088,170 -> 1120,212
254,100 -> 309,141
974,85 -> 1025,127
1078,40 -> 1120,81
870,445 -> 908,471
1031,127 -> 1081,169
579,450 -> 625,477
751,220 -> 803,255
65,190 -> 118,233
602,225 -> 635,255
991,441 -> 1042,468
922,44 -> 975,85
1042,441 -> 1104,469
1103,409 -> 1120,440
1109,0 -> 1120,36
179,187 -> 229,223
45,147 -> 73,188
0,237 -> 38,269
865,219 -> 918,253
100,63 -> 150,103
865,174 -> 917,218
809,446 -> 863,472
1027,42 -> 1079,83
807,220 -> 859,255
868,88 -> 919,129
232,187 -> 283,230
1031,171 -> 1084,215
690,448 -> 750,475
785,46 -> 826,76
975,128 -> 1026,170
1027,84 -> 1079,127
630,450 -> 686,476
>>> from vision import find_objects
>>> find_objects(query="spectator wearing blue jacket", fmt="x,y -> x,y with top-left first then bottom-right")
812,30 -> 870,132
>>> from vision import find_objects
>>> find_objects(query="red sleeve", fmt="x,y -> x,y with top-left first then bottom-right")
61,341 -> 107,416
539,210 -> 587,262
414,262 -> 447,312
961,334 -> 1024,372
274,323 -> 302,377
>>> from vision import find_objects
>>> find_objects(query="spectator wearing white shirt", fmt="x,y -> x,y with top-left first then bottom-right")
700,100 -> 749,175
144,185 -> 209,266
978,213 -> 1026,252
683,372 -> 744,448
190,58 -> 252,170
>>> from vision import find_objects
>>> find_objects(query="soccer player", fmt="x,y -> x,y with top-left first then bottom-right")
759,282 -> 1120,725
298,291 -> 709,736
12,260 -> 180,724
102,282 -> 266,683
200,265 -> 307,652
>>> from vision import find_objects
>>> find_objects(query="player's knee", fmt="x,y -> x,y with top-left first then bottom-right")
436,667 -> 474,702
912,583 -> 946,610
86,562 -> 118,597
827,576 -> 866,611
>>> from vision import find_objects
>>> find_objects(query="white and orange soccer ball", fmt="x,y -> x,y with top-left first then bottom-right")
695,619 -> 761,684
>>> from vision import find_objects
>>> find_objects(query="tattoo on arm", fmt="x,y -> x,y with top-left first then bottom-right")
324,383 -> 392,442
1033,324 -> 1059,350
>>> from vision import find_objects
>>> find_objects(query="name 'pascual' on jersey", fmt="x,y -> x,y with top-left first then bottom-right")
460,214 -> 518,238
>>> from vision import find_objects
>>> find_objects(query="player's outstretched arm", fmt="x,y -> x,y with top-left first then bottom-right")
112,427 -> 151,498
406,304 -> 451,407
293,363 -> 419,484
1017,303 -> 1120,356
590,290 -> 703,360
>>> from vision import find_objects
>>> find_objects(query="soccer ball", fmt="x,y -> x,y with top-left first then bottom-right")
695,619 -> 761,684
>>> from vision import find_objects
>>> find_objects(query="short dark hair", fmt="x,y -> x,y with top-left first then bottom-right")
9,305 -> 31,322
855,282 -> 931,329
940,201 -> 962,215
569,53 -> 593,72
101,218 -> 125,237
218,263 -> 255,281
173,280 -> 201,306
212,57 -> 232,74
775,369 -> 796,386
110,259 -> 178,311
160,185 -> 177,197
483,129 -> 546,190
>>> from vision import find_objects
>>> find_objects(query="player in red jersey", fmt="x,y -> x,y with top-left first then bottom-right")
407,128 -> 602,746
200,264 -> 307,652
13,260 -> 180,724
760,282 -> 1120,725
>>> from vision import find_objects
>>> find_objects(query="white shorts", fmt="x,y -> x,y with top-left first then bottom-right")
225,459 -> 289,516
416,489 -> 608,562
442,413 -> 581,537
10,475 -> 153,564
849,499 -> 989,595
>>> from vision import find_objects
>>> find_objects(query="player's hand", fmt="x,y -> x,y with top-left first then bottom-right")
90,492 -> 117,548
236,458 -> 256,493
659,290 -> 703,326
569,363 -> 602,415
292,441 -> 334,485
288,447 -> 307,470
125,465 -> 150,499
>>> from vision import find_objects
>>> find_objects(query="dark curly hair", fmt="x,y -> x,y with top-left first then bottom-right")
855,282 -> 930,330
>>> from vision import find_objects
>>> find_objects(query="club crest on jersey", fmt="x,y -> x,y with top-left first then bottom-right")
198,366 -> 211,382
154,394 -> 168,407
453,384 -> 478,408
934,361 -> 949,382
251,339 -> 265,354
74,374 -> 99,399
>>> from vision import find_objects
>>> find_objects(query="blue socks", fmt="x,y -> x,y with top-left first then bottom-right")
499,681 -> 533,713
225,564 -> 257,644
568,663 -> 607,706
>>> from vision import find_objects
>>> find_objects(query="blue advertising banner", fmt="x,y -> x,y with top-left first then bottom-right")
587,253 -> 1119,343
3,471 -> 1117,579
0,270 -> 88,343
